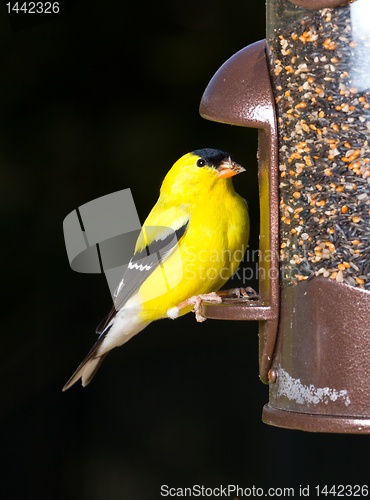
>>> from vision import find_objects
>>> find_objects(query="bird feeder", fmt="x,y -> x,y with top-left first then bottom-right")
199,0 -> 370,433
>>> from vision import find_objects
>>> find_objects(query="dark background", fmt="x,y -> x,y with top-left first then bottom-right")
1,1 -> 369,499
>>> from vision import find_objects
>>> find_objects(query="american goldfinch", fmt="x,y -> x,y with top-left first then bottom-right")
63,148 -> 249,390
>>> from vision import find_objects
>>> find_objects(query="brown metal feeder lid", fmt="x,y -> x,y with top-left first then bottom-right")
288,0 -> 351,8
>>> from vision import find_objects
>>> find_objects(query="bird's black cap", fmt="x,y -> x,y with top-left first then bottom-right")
192,148 -> 230,168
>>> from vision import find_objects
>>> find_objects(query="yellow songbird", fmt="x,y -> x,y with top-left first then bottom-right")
63,148 -> 249,390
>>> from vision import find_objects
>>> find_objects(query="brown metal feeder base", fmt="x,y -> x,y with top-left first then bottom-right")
262,405 -> 370,434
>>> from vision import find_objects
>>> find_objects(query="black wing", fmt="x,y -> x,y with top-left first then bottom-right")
96,221 -> 189,333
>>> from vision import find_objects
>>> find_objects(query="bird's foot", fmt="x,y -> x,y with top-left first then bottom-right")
217,287 -> 258,299
177,292 -> 222,323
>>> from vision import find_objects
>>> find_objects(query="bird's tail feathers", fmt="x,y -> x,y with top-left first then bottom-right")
62,325 -> 112,391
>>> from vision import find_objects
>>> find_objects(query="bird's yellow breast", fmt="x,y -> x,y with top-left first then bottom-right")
137,177 -> 249,322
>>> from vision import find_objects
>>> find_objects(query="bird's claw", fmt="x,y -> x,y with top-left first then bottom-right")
216,287 -> 258,299
179,292 -> 222,323
229,287 -> 258,299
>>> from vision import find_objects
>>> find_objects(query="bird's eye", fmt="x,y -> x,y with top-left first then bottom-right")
196,158 -> 206,167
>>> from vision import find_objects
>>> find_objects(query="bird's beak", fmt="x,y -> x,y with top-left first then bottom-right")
217,157 -> 246,179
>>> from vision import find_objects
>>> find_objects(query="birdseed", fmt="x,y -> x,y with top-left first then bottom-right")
268,2 -> 370,289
